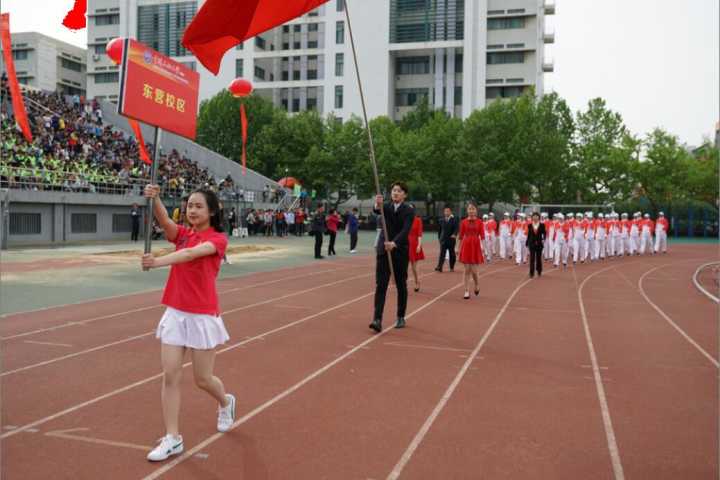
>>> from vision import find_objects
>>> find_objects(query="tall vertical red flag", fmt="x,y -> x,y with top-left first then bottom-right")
128,119 -> 152,165
0,13 -> 33,143
240,103 -> 248,176
182,0 -> 329,75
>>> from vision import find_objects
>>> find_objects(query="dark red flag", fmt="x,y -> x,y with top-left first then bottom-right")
129,119 -> 152,165
182,0 -> 329,75
0,13 -> 33,143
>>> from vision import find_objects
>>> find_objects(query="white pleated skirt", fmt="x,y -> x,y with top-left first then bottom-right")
156,307 -> 230,350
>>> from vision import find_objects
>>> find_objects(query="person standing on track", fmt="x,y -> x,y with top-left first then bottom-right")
141,185 -> 235,463
595,213 -> 607,260
487,212 -> 498,259
654,211 -> 669,254
513,213 -> 528,265
553,213 -> 570,269
526,212 -> 546,278
369,182 -> 414,332
347,207 -> 359,253
435,206 -> 458,272
130,202 -> 141,242
619,213 -> 630,257
326,208 -> 340,256
499,212 -> 513,260
457,202 -> 485,299
639,213 -> 654,255
408,210 -> 425,292
629,212 -> 641,255
310,204 -> 326,259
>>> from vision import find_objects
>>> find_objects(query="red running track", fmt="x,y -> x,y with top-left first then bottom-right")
1,244 -> 717,479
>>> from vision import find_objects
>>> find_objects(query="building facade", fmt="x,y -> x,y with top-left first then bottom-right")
86,0 -> 554,120
0,32 -> 87,96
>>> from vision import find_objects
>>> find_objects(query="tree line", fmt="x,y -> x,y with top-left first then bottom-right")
196,90 -> 719,214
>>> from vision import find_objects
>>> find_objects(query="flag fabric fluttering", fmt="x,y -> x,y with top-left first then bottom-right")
0,13 -> 33,143
182,0 -> 329,75
129,119 -> 152,165
240,103 -> 248,176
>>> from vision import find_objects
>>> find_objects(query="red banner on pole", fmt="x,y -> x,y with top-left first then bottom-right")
240,103 -> 248,176
117,39 -> 199,140
128,119 -> 152,165
0,13 -> 33,143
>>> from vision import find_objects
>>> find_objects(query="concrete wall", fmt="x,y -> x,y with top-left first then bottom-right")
0,189 -> 146,247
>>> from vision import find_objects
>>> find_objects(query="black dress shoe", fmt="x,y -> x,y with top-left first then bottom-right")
394,317 -> 406,329
434,267 -> 442,272
316,255 -> 325,259
369,319 -> 382,333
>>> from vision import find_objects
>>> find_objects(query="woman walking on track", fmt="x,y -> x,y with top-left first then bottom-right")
457,203 -> 485,299
408,210 -> 425,292
141,185 -> 235,462
326,208 -> 340,256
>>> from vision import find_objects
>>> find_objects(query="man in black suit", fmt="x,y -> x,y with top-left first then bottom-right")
526,211 -> 546,278
310,204 -> 326,259
369,182 -> 415,333
435,206 -> 458,272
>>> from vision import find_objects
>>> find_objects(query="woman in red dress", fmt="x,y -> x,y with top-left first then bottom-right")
408,212 -> 425,292
457,202 -> 485,299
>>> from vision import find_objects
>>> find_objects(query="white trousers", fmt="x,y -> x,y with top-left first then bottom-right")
572,235 -> 585,263
629,233 -> 639,255
654,231 -> 667,253
499,234 -> 511,259
485,234 -> 496,261
595,234 -> 606,259
554,238 -> 568,266
514,235 -> 527,264
640,232 -> 652,254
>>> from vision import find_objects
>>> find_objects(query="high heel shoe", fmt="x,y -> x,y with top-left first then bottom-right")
463,292 -> 470,300
414,287 -> 420,292
474,289 -> 479,296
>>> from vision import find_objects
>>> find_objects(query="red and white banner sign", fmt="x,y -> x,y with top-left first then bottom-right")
118,39 -> 199,140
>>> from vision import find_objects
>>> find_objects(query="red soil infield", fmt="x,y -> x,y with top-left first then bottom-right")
1,244 -> 717,479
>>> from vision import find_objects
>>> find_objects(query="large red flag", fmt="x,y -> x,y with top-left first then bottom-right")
0,13 -> 33,143
182,0 -> 329,75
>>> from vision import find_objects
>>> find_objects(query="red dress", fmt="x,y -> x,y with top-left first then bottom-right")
408,216 -> 425,262
459,218 -> 486,264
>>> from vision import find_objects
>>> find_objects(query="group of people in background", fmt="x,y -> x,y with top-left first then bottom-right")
310,205 -> 360,259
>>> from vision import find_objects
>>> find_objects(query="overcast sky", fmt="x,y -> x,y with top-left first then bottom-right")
3,0 -> 719,146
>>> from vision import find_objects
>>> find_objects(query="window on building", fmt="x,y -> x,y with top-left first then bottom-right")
336,21 -> 345,44
395,88 -> 429,107
282,42 -> 290,50
283,25 -> 290,33
254,66 -> 266,80
93,44 -> 106,54
95,14 -> 120,26
454,86 -> 462,105
337,0 -> 345,11
61,58 -> 83,72
335,53 -> 344,76
71,213 -> 97,234
487,44 -> 504,50
294,24 -> 302,32
487,78 -> 503,84
307,70 -> 318,80
255,36 -> 267,49
488,17 -> 525,30
236,43 -> 244,50
281,99 -> 289,110
487,51 -> 524,64
9,213 -> 41,235
308,23 -> 319,32
390,0 -> 464,43
486,86 -> 524,99
307,97 -> 318,110
292,98 -> 300,112
308,40 -> 318,49
506,43 -> 525,49
334,85 -> 343,108
455,53 -> 463,73
94,72 -> 119,83
505,78 -> 524,83
293,41 -> 301,49
396,56 -> 430,75
137,2 -> 195,57
12,50 -> 28,61
293,70 -> 301,80
282,71 -> 289,81
235,59 -> 244,77
308,8 -> 319,16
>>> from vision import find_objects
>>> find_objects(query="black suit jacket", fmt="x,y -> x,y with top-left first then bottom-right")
438,216 -> 459,243
525,223 -> 546,250
373,202 -> 415,255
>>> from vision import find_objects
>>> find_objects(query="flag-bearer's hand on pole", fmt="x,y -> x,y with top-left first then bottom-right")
141,253 -> 156,270
375,195 -> 383,207
144,184 -> 160,199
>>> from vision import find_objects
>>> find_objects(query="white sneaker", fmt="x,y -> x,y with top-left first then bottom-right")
217,393 -> 236,432
350,250 -> 357,254
147,434 -> 183,462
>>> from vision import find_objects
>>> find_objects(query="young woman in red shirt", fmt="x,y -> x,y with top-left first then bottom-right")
141,185 -> 235,462
407,208 -> 425,292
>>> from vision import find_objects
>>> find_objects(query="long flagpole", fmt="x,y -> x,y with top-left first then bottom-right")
343,0 -> 395,281
143,126 -> 162,271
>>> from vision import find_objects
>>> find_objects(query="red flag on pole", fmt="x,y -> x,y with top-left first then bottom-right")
128,119 -> 152,165
240,103 -> 248,176
0,13 -> 33,143
182,0 -> 329,75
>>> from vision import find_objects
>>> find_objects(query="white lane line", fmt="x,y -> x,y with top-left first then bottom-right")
0,268 -> 338,341
1,266 -> 501,441
639,265 -> 719,369
575,265 -> 625,480
44,427 -> 153,451
386,274 -> 537,480
23,340 -> 74,348
692,262 -> 720,304
383,342 -> 473,353
142,270 -> 503,480
0,272 -> 370,378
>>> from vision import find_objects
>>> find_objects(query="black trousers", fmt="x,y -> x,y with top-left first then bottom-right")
131,222 -> 140,242
314,232 -> 324,258
437,239 -> 456,270
350,231 -> 358,250
374,248 -> 409,321
328,231 -> 337,255
529,246 -> 543,276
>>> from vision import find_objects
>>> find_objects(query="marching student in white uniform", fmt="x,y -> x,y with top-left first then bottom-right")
553,213 -> 570,269
565,213 -> 575,260
594,213 -> 606,260
639,213 -> 654,255
487,212 -> 498,258
654,211 -> 669,254
513,213 -> 528,265
629,212 -> 641,255
619,213 -> 630,257
583,212 -> 594,262
482,214 -> 492,262
572,213 -> 586,264
543,213 -> 554,261
499,212 -> 513,260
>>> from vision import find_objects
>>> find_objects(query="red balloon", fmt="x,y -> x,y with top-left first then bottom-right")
228,78 -> 253,97
106,38 -> 124,65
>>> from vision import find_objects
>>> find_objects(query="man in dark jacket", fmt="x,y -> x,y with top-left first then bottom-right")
310,205 -> 326,259
435,206 -> 458,272
526,211 -> 546,278
370,182 -> 415,332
